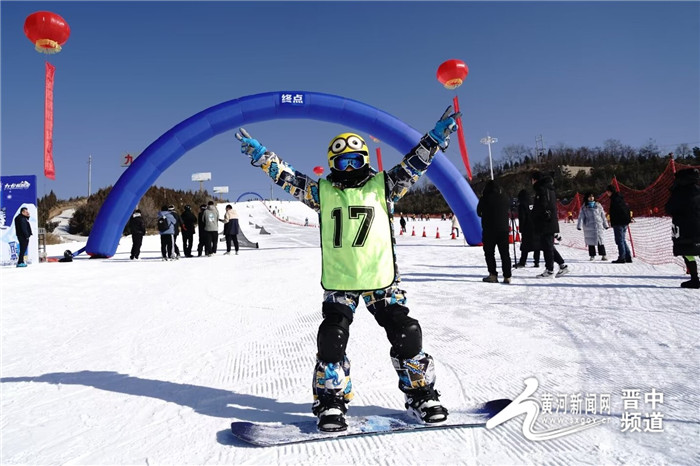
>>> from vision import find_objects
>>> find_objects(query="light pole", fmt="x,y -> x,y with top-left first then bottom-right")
480,134 -> 498,180
87,154 -> 92,197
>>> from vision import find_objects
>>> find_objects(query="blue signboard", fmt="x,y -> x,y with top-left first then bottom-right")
1,175 -> 38,266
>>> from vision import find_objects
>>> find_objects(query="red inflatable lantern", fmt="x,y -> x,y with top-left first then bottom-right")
436,59 -> 469,89
313,166 -> 324,176
24,11 -> 71,54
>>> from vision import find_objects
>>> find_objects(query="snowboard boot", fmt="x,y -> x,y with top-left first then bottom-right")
404,385 -> 449,424
312,356 -> 353,432
392,351 -> 448,424
312,394 -> 348,432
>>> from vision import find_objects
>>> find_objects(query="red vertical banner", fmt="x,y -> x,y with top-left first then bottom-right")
44,61 -> 56,180
375,147 -> 383,172
451,96 -> 472,180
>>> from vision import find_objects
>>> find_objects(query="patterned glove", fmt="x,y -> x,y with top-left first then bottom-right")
429,106 -> 461,146
235,128 -> 267,162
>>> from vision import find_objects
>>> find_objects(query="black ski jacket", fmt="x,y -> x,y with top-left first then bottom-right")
180,210 -> 197,234
608,192 -> 631,227
14,214 -> 32,239
128,215 -> 146,236
665,168 -> 700,256
476,181 -> 510,236
531,176 -> 560,235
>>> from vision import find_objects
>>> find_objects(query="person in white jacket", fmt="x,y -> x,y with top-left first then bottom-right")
577,192 -> 609,260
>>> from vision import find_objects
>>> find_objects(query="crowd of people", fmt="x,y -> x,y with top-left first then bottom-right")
120,166 -> 698,292
477,170 -> 571,282
127,201 -> 241,261
471,168 -> 700,289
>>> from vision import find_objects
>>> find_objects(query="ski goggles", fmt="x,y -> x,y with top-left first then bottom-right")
331,153 -> 366,171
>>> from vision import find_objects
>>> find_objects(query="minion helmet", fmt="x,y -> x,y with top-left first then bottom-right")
327,133 -> 370,172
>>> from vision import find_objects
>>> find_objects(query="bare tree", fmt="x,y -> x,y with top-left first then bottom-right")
501,144 -> 531,166
675,143 -> 692,158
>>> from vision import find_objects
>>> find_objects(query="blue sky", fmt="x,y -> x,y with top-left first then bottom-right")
1,1 -> 699,200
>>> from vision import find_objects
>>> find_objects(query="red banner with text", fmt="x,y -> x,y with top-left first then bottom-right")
44,62 -> 56,180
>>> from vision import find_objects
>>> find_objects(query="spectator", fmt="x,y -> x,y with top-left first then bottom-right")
514,189 -> 540,268
476,180 -> 512,283
399,213 -> 407,234
157,205 -> 176,261
197,204 -> 207,257
13,206 -> 32,268
531,171 -> 569,278
202,201 -> 220,256
223,204 -> 240,255
576,192 -> 609,261
450,213 -> 459,238
605,185 -> 633,263
665,168 -> 700,288
128,209 -> 146,260
168,205 -> 182,259
180,205 -> 197,257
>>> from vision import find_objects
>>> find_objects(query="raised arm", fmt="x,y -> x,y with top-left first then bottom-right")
236,128 -> 321,212
385,106 -> 461,202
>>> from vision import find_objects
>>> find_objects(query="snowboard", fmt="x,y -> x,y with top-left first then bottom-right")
230,398 -> 511,447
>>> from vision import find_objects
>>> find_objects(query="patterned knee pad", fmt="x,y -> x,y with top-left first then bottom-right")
312,356 -> 354,403
391,351 -> 436,392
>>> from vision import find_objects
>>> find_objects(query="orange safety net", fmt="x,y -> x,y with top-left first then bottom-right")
556,158 -> 699,268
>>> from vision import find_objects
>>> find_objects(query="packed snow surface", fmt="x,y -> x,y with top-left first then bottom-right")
1,201 -> 697,465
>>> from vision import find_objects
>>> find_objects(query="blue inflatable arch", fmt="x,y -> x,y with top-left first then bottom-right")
235,191 -> 264,202
86,91 -> 482,257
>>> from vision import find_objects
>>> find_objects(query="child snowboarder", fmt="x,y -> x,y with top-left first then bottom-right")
235,106 -> 460,432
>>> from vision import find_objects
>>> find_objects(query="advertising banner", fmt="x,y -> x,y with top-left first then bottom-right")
191,172 -> 212,182
1,175 -> 39,266
44,62 -> 56,180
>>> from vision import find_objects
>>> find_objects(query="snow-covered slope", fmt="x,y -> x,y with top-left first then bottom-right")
1,201 -> 697,465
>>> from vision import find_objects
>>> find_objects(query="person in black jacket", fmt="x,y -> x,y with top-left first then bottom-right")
531,171 -> 569,278
514,189 -> 541,268
476,180 -> 512,283
14,206 -> 32,267
605,185 -> 633,263
222,204 -> 240,255
128,209 -> 146,260
665,168 -> 700,288
180,205 -> 197,257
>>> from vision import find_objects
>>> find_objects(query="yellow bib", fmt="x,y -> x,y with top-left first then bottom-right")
319,172 -> 396,291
